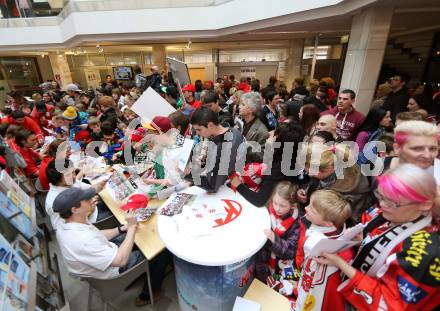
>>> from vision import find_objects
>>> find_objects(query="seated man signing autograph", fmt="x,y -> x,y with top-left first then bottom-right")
53,187 -> 170,306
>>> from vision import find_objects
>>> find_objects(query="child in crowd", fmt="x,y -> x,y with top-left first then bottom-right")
63,106 -> 88,141
100,121 -> 122,163
121,107 -> 138,125
50,114 -> 68,138
87,107 -> 98,117
137,116 -> 190,197
139,118 -> 170,191
255,181 -> 306,301
75,103 -> 86,113
74,130 -> 92,151
116,121 -> 126,138
295,189 -> 352,311
88,117 -> 102,141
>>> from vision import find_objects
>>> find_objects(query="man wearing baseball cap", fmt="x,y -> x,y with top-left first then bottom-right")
66,83 -> 82,106
54,187 -> 169,305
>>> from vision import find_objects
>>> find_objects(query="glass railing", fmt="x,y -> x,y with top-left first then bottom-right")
0,0 -> 232,19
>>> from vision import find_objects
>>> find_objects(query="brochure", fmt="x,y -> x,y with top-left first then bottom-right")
159,193 -> 196,216
0,171 -> 32,208
106,166 -> 139,201
0,192 -> 33,239
134,208 -> 157,222
0,234 -> 30,311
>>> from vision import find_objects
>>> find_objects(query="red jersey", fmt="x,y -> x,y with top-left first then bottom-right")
16,145 -> 40,177
38,156 -> 53,190
2,116 -> 44,144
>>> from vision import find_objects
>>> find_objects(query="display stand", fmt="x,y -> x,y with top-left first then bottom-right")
0,170 -> 66,310
157,186 -> 270,311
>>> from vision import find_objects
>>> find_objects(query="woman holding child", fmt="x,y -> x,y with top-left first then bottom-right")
318,164 -> 440,310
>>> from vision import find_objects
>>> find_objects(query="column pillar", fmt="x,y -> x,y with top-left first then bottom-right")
48,52 -> 73,90
152,44 -> 167,73
340,6 -> 394,114
284,39 -> 304,90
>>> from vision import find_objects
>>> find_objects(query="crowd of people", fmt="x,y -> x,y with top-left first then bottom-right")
1,68 -> 439,310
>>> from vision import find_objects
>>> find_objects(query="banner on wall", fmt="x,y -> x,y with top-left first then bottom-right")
84,68 -> 101,89
240,67 -> 256,78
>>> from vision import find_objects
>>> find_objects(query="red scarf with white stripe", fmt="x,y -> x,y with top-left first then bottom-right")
268,203 -> 298,274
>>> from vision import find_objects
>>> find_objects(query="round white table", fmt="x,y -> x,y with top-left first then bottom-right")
158,186 -> 270,311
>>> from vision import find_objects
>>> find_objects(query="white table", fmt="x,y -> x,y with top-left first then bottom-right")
157,186 -> 270,311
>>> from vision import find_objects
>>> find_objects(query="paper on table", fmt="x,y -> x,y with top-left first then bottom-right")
232,297 -> 261,311
131,87 -> 176,122
174,213 -> 214,237
308,239 -> 360,257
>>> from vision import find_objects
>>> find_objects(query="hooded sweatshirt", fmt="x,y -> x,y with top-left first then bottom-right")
321,107 -> 365,141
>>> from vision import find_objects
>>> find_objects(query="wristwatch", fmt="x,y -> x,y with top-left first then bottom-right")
117,225 -> 126,234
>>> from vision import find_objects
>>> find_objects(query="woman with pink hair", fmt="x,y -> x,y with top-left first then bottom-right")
317,164 -> 439,310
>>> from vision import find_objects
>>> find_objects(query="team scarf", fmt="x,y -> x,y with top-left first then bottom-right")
268,203 -> 298,275
347,214 -> 432,279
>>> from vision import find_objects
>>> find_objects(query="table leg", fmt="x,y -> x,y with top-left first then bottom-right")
146,260 -> 154,305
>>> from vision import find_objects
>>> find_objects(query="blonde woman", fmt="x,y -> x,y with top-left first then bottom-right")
318,164 -> 440,310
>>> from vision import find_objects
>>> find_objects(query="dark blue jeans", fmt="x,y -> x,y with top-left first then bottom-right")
112,234 -> 171,298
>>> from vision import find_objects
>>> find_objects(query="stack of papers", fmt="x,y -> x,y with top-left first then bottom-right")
232,297 -> 261,311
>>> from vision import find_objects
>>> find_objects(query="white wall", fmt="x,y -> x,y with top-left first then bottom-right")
218,62 -> 279,85
0,0 -> 346,49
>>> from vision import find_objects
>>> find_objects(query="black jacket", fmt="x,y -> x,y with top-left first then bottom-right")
196,127 -> 245,193
218,110 -> 234,127
148,72 -> 162,92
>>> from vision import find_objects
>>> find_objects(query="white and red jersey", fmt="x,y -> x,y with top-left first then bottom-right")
295,225 -> 353,311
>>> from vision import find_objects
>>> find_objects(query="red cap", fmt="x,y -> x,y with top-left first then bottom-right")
146,116 -> 172,133
181,84 -> 196,93
237,82 -> 251,93
74,130 -> 91,142
130,127 -> 147,142
203,80 -> 214,89
120,194 -> 149,211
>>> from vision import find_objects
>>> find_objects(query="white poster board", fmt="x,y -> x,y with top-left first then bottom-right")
167,57 -> 191,86
131,87 -> 176,121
